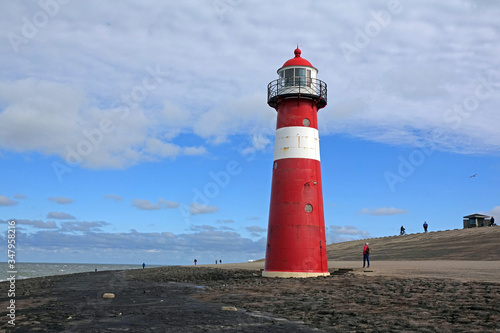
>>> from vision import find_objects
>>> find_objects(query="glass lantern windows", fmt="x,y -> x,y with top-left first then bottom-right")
279,68 -> 312,87
295,68 -> 305,86
282,68 -> 294,87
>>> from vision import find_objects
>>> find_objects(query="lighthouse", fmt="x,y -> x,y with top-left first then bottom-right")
263,47 -> 329,278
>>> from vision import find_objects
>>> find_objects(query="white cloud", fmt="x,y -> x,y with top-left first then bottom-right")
143,138 -> 181,159
486,206 -> 500,217
190,225 -> 217,232
1,2 -> 500,165
0,79 -> 85,155
327,225 -> 370,244
246,225 -> 267,238
158,198 -> 180,209
0,195 -> 18,207
357,207 -> 408,216
183,146 -> 208,156
0,77 -> 214,169
46,211 -> 76,220
219,226 -> 235,231
330,225 -> 370,236
216,219 -> 234,224
105,194 -> 123,202
0,219 -> 57,229
132,198 -> 179,210
1,221 -> 265,264
60,221 -> 109,232
132,199 -> 162,210
48,196 -> 73,204
192,94 -> 274,145
189,203 -> 219,215
0,78 -> 206,169
246,225 -> 266,233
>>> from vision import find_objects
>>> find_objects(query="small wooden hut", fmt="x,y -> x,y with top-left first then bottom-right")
463,213 -> 491,228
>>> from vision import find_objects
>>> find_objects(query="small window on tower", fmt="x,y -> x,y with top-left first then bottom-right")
305,204 -> 313,213
306,69 -> 311,87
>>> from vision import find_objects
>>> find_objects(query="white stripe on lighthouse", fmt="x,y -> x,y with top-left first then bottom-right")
273,126 -> 320,161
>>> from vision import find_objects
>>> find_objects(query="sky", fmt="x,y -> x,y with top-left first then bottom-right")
1,0 -> 499,265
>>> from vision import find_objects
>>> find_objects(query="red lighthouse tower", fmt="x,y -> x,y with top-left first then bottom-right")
263,47 -> 329,278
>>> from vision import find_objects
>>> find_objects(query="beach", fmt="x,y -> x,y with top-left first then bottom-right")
2,260 -> 500,332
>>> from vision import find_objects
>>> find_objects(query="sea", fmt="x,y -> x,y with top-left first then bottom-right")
0,262 -> 162,282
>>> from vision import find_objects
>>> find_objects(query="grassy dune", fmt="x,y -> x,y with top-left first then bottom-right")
326,226 -> 500,261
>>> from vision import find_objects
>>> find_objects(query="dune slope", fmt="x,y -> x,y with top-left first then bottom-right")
326,226 -> 500,261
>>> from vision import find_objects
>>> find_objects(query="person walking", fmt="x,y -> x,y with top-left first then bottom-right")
363,242 -> 370,268
142,262 -> 145,269
194,259 -> 197,265
490,216 -> 495,226
423,221 -> 428,233
400,226 -> 405,235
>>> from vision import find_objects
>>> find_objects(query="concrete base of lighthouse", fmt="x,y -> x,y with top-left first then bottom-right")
262,270 -> 330,278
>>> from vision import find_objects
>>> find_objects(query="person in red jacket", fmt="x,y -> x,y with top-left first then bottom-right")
363,243 -> 370,268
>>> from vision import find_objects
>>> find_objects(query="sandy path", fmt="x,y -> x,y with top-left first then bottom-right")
199,260 -> 500,283
331,260 -> 500,282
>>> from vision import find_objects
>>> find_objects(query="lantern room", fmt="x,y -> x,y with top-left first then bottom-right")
267,47 -> 327,109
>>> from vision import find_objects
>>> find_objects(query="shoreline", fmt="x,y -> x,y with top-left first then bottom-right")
4,259 -> 500,283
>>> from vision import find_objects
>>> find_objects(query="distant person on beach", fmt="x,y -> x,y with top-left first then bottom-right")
194,259 -> 197,265
490,216 -> 495,226
363,243 -> 370,268
423,221 -> 428,233
219,260 -> 222,264
400,226 -> 405,235
142,262 -> 145,269
215,260 -> 217,264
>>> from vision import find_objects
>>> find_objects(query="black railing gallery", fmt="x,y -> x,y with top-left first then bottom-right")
267,77 -> 327,108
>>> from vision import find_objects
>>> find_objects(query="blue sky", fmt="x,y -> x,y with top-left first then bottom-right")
1,0 -> 499,265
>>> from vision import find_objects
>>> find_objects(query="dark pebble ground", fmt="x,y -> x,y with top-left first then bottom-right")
2,266 -> 500,332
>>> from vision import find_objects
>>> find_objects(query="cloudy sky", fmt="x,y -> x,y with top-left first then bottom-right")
1,0 -> 499,265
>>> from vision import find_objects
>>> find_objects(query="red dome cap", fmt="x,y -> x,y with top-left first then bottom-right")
279,47 -> 317,71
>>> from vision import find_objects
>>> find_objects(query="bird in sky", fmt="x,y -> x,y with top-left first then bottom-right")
469,174 -> 478,178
